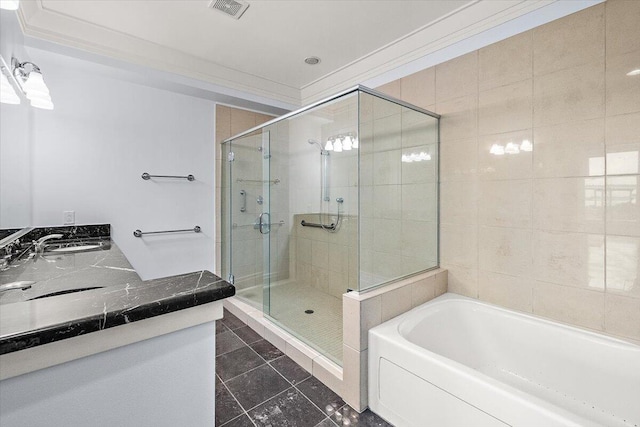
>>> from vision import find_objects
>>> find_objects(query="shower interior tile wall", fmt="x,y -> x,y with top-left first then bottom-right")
376,0 -> 640,342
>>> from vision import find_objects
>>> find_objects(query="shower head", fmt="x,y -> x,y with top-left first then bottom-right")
308,139 -> 328,155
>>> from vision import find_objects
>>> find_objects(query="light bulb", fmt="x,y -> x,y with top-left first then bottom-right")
0,0 -> 19,10
505,142 -> 520,154
1,73 -> 21,104
23,70 -> 49,99
30,97 -> 54,110
334,137 -> 343,152
325,138 -> 334,151
401,154 -> 411,163
343,135 -> 352,150
520,139 -> 533,152
490,144 -> 505,156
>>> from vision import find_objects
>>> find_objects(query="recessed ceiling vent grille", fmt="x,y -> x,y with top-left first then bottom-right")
209,0 -> 250,20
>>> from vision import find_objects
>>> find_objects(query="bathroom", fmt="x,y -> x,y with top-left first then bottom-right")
1,0 -> 639,426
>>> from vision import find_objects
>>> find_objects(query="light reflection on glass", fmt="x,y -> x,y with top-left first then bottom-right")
489,139 -> 533,156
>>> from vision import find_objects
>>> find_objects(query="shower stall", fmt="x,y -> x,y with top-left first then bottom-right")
221,86 -> 439,366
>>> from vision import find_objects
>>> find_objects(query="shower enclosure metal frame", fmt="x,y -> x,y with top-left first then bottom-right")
221,85 -> 440,364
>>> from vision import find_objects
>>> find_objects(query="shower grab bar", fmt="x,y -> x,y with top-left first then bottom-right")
133,226 -> 201,237
236,178 -> 280,184
142,172 -> 195,181
300,220 -> 336,231
240,190 -> 246,212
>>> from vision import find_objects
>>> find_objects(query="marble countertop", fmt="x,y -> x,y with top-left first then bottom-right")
0,226 -> 234,355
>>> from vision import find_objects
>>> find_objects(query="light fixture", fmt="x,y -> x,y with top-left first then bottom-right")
334,136 -> 343,153
490,144 -> 505,156
325,138 -> 334,151
11,57 -> 54,110
520,139 -> 533,152
342,134 -> 352,150
401,151 -> 431,163
0,0 -> 19,11
627,69 -> 640,76
0,55 -> 21,105
504,142 -> 520,155
304,56 -> 321,65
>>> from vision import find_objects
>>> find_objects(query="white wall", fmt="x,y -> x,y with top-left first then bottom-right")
1,23 -> 217,279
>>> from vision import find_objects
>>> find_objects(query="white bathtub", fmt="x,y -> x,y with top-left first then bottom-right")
368,293 -> 640,427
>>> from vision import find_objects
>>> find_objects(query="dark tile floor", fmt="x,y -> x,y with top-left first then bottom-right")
216,308 -> 394,427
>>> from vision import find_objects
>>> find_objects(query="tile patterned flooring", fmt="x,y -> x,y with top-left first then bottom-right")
216,309 -> 393,427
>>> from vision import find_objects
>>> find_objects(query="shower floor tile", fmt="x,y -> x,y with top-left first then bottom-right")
238,281 -> 344,363
216,309 -> 394,427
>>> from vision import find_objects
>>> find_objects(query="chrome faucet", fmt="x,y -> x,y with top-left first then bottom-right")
33,234 -> 64,253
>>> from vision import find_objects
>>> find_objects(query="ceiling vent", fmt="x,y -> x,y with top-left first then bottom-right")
209,0 -> 250,20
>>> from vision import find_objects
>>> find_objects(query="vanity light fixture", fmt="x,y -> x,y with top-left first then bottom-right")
504,141 -> 520,155
520,139 -> 533,152
324,132 -> 357,152
0,56 -> 20,105
325,138 -> 334,151
11,57 -> 54,110
627,69 -> 640,77
0,0 -> 19,10
490,143 -> 505,156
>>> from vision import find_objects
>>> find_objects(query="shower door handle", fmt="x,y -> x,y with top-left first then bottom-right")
258,212 -> 270,234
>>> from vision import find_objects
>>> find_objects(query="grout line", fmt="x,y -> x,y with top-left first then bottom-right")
218,378 -> 257,427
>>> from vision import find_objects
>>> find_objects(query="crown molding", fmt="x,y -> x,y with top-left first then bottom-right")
16,0 -> 302,106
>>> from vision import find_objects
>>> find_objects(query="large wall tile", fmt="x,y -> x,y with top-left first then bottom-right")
533,118 -> 605,178
606,143 -> 640,175
478,270 -> 533,313
437,94 -> 478,142
606,175 -> 640,237
375,80 -> 401,99
533,61 -> 605,127
435,52 -> 478,102
373,150 -> 401,185
606,235 -> 640,299
479,226 -> 532,277
479,79 -> 533,136
479,31 -> 532,91
605,0 -> 640,57
478,179 -> 532,228
533,177 -> 605,233
440,223 -> 477,269
401,183 -> 437,222
372,218 -> 402,255
440,138 -> 478,182
533,281 -> 605,331
445,265 -> 478,298
440,180 -> 478,225
533,4 -> 604,76
373,114 -> 401,151
533,231 -> 605,290
401,145 -> 437,184
372,184 -> 401,219
605,294 -> 640,341
605,49 -> 640,116
606,112 -> 640,146
478,129 -> 533,180
400,67 -> 436,109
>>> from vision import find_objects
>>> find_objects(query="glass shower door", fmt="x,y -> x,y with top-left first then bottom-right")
226,130 -> 271,310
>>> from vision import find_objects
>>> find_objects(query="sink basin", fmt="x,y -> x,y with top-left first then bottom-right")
46,245 -> 102,253
27,287 -> 104,300
43,241 -> 107,254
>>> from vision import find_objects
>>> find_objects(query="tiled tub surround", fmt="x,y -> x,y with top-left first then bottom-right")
376,0 -> 640,343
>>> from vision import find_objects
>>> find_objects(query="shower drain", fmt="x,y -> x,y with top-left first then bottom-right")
304,309 -> 314,314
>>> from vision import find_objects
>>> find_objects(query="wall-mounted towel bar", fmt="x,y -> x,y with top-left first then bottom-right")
232,220 -> 284,229
236,178 -> 280,184
300,220 -> 335,231
133,226 -> 201,237
142,172 -> 195,181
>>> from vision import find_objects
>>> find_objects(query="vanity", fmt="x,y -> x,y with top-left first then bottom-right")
0,225 -> 234,427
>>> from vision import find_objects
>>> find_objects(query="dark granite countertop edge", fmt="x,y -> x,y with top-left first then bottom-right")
0,270 -> 235,355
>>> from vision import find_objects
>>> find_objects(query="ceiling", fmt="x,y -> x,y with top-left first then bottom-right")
14,0 -> 599,107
